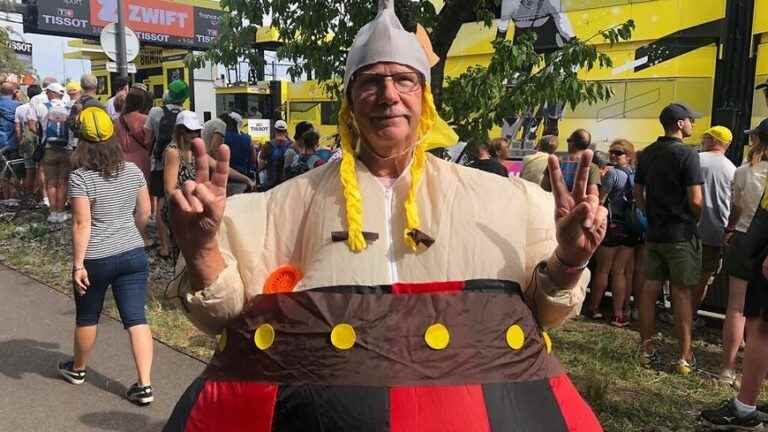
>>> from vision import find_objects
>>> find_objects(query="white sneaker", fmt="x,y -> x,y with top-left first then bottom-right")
718,369 -> 740,388
47,211 -> 59,223
60,212 -> 71,222
42,196 -> 50,207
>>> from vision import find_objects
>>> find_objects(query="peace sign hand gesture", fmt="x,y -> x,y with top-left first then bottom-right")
547,150 -> 608,267
170,138 -> 230,259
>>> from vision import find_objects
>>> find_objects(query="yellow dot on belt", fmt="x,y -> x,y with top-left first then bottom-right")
254,324 -> 275,350
424,323 -> 450,350
543,331 -> 553,354
330,323 -> 356,350
217,328 -> 228,352
506,325 -> 525,350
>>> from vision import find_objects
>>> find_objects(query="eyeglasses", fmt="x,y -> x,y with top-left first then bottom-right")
609,149 -> 625,156
353,72 -> 422,96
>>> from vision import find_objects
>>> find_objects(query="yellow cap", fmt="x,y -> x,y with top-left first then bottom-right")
78,107 -> 114,142
66,81 -> 81,92
703,126 -> 733,144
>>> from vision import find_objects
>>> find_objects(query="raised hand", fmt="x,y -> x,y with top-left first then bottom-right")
547,150 -> 608,266
169,138 -> 230,257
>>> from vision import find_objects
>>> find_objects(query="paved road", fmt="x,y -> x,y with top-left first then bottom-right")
0,265 -> 205,432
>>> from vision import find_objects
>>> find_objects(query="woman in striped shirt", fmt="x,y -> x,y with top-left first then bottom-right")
57,107 -> 155,406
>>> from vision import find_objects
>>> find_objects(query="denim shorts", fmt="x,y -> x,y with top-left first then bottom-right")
75,247 -> 149,329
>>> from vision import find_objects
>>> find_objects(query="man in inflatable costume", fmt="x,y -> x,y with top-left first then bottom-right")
163,1 -> 608,430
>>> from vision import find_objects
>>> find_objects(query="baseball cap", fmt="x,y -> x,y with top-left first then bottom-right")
274,120 -> 288,131
175,110 -> 202,131
165,80 -> 189,104
228,112 -> 244,130
745,118 -> 768,139
703,126 -> 733,144
66,82 -> 81,93
45,82 -> 66,96
659,103 -> 701,128
79,107 -> 114,143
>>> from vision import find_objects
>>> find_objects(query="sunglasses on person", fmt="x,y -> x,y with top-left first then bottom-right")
609,149 -> 626,156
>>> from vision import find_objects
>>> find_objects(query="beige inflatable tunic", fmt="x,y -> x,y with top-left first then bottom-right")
175,154 -> 588,335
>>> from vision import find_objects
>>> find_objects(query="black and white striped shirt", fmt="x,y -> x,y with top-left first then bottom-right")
69,162 -> 147,259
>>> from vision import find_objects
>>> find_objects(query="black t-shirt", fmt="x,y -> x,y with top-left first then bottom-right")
636,136 -> 703,242
470,159 -> 509,177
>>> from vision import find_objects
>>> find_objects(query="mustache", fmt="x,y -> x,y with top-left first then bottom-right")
369,107 -> 411,118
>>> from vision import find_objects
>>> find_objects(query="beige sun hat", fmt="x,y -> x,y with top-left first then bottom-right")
342,0 -> 431,89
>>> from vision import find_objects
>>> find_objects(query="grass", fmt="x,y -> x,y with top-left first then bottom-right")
552,319 -> 739,431
0,207 -> 215,361
0,207 -> 764,431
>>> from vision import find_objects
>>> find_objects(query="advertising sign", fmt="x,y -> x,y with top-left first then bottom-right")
24,0 -> 222,50
248,119 -> 271,142
9,40 -> 33,70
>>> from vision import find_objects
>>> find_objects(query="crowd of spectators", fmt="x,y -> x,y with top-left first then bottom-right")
3,70 -> 768,427
464,99 -> 768,429
0,73 -> 338,408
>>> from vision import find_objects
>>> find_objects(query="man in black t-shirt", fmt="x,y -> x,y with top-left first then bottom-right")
635,103 -> 704,375
469,138 -> 509,177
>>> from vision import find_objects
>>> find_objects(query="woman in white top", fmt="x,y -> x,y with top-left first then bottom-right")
59,107 -> 154,405
719,133 -> 768,385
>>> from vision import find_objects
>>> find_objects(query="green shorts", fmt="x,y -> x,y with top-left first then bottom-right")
646,238 -> 702,287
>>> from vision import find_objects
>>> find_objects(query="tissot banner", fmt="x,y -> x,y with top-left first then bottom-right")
9,40 -> 33,70
25,0 -> 222,50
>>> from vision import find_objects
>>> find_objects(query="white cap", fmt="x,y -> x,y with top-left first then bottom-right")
175,110 -> 202,131
274,120 -> 288,131
45,82 -> 65,96
343,0 -> 430,89
229,112 -> 244,129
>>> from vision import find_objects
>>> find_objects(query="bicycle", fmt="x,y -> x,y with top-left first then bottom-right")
0,147 -> 38,218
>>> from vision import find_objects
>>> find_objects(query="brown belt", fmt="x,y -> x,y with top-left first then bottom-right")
206,282 -> 563,386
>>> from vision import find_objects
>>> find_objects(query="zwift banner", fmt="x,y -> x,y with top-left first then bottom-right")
23,0 -> 222,50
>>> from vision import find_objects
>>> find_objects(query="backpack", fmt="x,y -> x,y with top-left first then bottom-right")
613,166 -> 647,236
43,102 -> 70,147
153,106 -> 182,162
285,152 -> 321,180
265,139 -> 292,187
67,95 -> 103,139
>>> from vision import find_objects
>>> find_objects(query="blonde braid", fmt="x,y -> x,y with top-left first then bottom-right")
337,84 -> 439,253
338,100 -> 367,252
403,84 -> 437,251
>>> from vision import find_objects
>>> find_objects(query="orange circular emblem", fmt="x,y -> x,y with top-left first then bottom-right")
263,265 -> 303,294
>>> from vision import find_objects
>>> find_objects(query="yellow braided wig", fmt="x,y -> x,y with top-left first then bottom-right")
338,84 -> 438,253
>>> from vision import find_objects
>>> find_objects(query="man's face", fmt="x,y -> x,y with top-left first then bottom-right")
350,62 -> 423,157
68,90 -> 81,101
678,117 -> 694,138
274,130 -> 288,142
